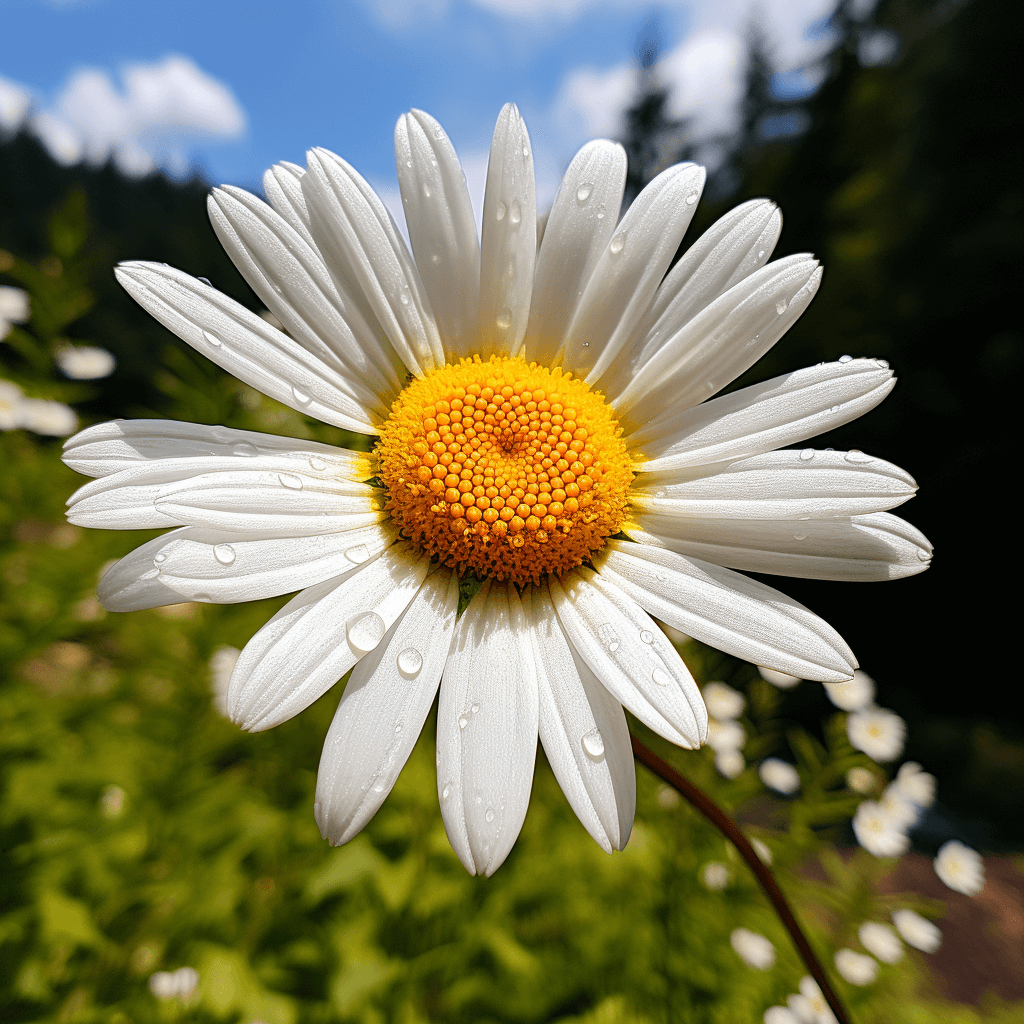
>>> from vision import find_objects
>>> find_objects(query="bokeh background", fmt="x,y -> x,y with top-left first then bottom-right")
2,0 -> 1021,1021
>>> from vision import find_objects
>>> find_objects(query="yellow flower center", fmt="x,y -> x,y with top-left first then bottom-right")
375,355 -> 635,586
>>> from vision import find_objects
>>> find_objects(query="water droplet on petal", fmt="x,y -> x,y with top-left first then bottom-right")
596,204 -> 606,220
308,456 -> 327,471
485,807 -> 495,823
232,441 -> 258,457
876,358 -> 889,368
839,354 -> 853,363
202,330 -> 222,347
458,715 -> 469,729
793,532 -> 807,541
656,572 -> 669,582
509,200 -> 521,225
496,307 -> 512,330
844,449 -> 873,464
776,300 -> 788,315
291,385 -> 311,405
685,192 -> 699,205
394,723 -> 403,734
347,611 -> 386,652
609,232 -> 626,255
345,544 -> 370,564
141,568 -> 160,581
399,288 -> 410,306
830,405 -> 840,414
916,548 -> 932,561
153,552 -> 167,565
576,182 -> 593,203
640,629 -> 654,644
582,728 -> 605,758
397,647 -> 423,677
758,250 -> 765,259
441,784 -> 451,800
373,782 -> 385,793
496,201 -> 507,221
422,184 -> 431,199
799,448 -> 815,461
279,473 -> 303,489
652,668 -> 672,686
213,543 -> 236,565
405,159 -> 413,168
471,703 -> 480,714
198,277 -> 212,287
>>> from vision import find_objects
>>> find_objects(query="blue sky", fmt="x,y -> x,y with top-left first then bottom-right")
1,0 -> 835,218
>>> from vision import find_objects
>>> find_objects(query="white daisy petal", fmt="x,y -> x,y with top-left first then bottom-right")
229,545 -> 429,732
633,449 -> 917,521
395,109 -> 480,359
476,102 -> 537,359
303,147 -> 443,373
62,419 -> 369,479
67,459 -> 376,532
316,569 -> 459,845
525,139 -> 626,364
208,186 -> 398,406
632,358 -> 895,470
263,161 -> 317,250
114,261 -> 371,431
524,587 -> 635,854
97,522 -> 392,611
595,538 -> 857,682
602,198 -> 782,399
631,511 -> 933,581
436,580 -> 539,876
614,256 -> 822,427
564,161 -> 706,382
548,570 -> 706,748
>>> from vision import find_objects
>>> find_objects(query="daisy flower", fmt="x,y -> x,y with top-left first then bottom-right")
62,104 -> 931,876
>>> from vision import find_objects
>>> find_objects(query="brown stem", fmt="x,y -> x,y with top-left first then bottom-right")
630,733 -> 851,1024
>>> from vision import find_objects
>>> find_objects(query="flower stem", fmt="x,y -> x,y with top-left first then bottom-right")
630,733 -> 851,1024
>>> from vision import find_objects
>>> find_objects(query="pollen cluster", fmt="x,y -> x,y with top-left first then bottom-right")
375,355 -> 636,586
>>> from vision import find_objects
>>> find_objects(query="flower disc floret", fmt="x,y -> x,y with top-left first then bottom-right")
376,355 -> 635,585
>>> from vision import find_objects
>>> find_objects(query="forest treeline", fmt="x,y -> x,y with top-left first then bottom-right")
1,0 -> 1020,843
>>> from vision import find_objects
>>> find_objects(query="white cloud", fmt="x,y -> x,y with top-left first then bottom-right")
4,56 -> 246,177
0,76 -> 32,131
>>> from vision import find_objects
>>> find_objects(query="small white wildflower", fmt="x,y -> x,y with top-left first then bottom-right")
730,927 -> 776,970
834,948 -> 878,985
173,966 -> 199,999
858,921 -> 903,963
759,758 -> 801,794
758,666 -> 801,689
823,669 -> 874,711
702,681 -> 745,720
934,840 -> 985,896
879,782 -> 919,830
751,838 -> 773,865
852,800 -> 909,857
706,717 -> 745,752
148,971 -> 178,999
0,285 -> 29,339
0,379 -> 25,430
893,761 -> 935,808
789,976 -> 837,1023
18,397 -> 78,436
716,747 -> 745,779
765,1007 -> 801,1024
57,345 -> 116,380
847,707 -> 905,762
99,784 -> 126,819
892,909 -> 941,952
846,766 -> 876,793
700,861 -> 730,890
209,645 -> 241,716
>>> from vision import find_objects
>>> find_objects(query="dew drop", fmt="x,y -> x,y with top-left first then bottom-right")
153,552 -> 167,565
471,703 -> 480,714
509,200 -> 522,225
308,456 -> 327,471
485,808 -> 495,823
596,204 -> 606,220
838,354 -> 853,363
522,143 -> 530,157
799,448 -> 815,461
776,300 -> 788,315
399,288 -> 410,306
441,784 -> 451,800
422,184 -> 431,199
373,782 -> 385,793
609,232 -> 626,255
640,630 -> 654,645
232,441 -> 258,457
405,159 -> 413,168
397,647 -> 423,678
278,472 -> 303,489
458,715 -> 469,729
830,405 -> 841,414
875,358 -> 890,368
916,548 -> 932,561
198,276 -> 212,286
793,532 -> 808,541
202,330 -> 222,347
576,182 -> 593,203
213,543 -> 236,565
582,341 -> 589,347
347,611 -> 386,652
496,201 -> 507,222
844,449 -> 873,464
496,307 -> 513,330
291,385 -> 311,405
394,723 -> 403,734
758,250 -> 765,259
582,729 -> 605,758
652,668 -> 672,686
194,592 -> 213,603
141,568 -> 160,581
685,192 -> 699,205
345,544 -> 369,564
656,572 -> 669,582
